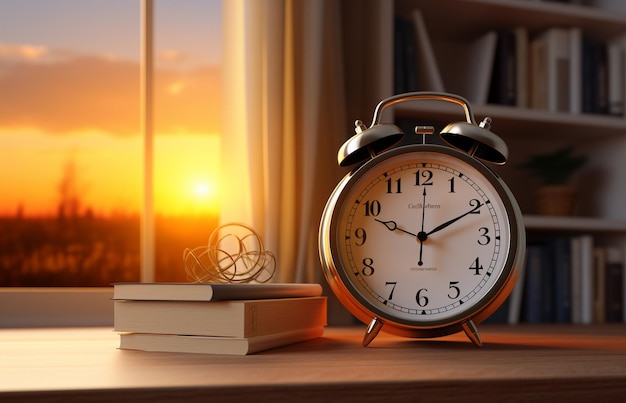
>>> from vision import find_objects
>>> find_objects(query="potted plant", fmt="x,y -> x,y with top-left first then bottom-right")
520,146 -> 587,216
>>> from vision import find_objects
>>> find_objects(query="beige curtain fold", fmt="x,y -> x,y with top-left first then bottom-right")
220,0 -> 347,283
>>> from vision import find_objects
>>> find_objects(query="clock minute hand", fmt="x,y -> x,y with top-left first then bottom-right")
417,187 -> 427,267
375,219 -> 418,237
426,202 -> 483,236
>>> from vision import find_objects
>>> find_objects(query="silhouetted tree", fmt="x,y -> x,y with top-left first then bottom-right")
57,155 -> 82,220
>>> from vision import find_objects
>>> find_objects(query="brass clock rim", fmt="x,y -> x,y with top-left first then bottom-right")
319,144 -> 526,337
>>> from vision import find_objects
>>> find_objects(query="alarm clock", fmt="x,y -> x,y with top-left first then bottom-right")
319,92 -> 526,347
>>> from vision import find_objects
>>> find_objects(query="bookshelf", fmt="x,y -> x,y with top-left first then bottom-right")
341,0 -> 626,324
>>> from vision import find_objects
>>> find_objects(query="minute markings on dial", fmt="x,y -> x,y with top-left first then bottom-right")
341,157 -> 509,319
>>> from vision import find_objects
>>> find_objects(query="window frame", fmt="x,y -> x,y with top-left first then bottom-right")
0,288 -> 114,327
1,0 -> 157,327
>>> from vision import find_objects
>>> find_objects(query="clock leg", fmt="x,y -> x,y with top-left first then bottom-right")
462,320 -> 483,347
362,317 -> 384,347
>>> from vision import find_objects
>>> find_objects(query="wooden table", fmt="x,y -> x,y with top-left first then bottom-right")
1,325 -> 626,402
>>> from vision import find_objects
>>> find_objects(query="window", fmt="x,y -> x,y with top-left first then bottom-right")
0,0 -> 222,290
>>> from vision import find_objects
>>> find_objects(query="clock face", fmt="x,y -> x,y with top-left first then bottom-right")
323,145 -> 519,328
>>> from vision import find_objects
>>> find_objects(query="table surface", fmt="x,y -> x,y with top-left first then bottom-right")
2,324 -> 626,402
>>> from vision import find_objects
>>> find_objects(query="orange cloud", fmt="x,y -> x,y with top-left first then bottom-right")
0,52 -> 221,136
154,66 -> 221,134
0,43 -> 48,60
159,50 -> 187,63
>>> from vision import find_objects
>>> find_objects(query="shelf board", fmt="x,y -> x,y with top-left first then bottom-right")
396,0 -> 626,41
394,103 -> 626,141
524,215 -> 626,233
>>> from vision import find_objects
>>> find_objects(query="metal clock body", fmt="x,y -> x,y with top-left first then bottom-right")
318,92 -> 526,347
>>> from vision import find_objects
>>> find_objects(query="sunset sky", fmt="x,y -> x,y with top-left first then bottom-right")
0,0 -> 222,217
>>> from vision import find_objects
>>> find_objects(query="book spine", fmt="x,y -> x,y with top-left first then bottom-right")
517,235 -> 626,324
394,17 -> 407,94
245,302 -> 258,337
514,26 -> 528,108
411,8 -> 445,92
552,237 -> 572,323
605,248 -> 624,322
593,247 -> 607,323
569,27 -> 582,114
522,244 -> 543,323
488,30 -> 517,106
579,235 -> 594,324
540,244 -> 555,323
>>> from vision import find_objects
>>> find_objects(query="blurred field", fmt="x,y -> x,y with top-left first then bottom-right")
0,214 -> 218,286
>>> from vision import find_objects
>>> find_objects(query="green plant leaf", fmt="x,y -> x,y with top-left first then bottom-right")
519,146 -> 587,185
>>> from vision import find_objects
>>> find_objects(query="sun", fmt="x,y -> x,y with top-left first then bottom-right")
194,181 -> 211,198
152,135 -> 221,216
188,178 -> 219,215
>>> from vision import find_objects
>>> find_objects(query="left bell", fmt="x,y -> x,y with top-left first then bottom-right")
337,120 -> 404,167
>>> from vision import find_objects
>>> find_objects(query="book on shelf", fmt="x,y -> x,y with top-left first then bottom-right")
593,247 -> 607,324
487,27 -> 531,108
569,27 -> 583,114
394,16 -> 418,94
434,30 -> 497,104
397,8 -> 497,100
512,237 -> 573,324
607,39 -> 624,116
119,326 -> 325,356
512,233 -> 626,325
571,235 -> 594,324
114,296 -> 327,338
489,30 -> 517,106
112,282 -> 323,302
506,248 -> 527,325
514,26 -> 529,108
521,243 -> 548,323
582,36 -> 609,115
604,247 -> 625,322
552,237 -> 572,323
607,34 -> 626,117
529,27 -> 573,113
392,9 -> 626,117
411,8 -> 445,92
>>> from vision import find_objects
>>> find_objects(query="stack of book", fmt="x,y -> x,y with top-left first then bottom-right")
113,282 -> 327,355
394,7 -> 626,118
490,234 -> 625,325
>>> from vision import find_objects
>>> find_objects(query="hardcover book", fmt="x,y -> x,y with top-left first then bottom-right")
119,326 -> 325,355
114,296 -> 327,338
112,282 -> 323,302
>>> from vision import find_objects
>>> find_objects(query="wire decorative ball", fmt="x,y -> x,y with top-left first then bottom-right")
183,222 -> 276,283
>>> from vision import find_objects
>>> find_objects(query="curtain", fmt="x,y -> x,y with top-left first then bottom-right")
220,0 -> 347,283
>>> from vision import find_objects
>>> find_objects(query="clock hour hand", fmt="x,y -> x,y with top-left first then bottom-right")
374,219 -> 417,237
427,200 -> 483,236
